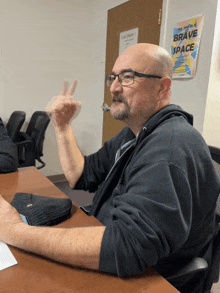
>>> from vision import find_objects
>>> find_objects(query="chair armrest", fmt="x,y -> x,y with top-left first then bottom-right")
167,257 -> 208,281
15,132 -> 32,146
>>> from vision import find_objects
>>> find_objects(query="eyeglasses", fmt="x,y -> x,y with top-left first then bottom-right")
106,70 -> 162,87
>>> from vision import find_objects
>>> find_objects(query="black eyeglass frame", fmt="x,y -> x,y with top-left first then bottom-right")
106,70 -> 162,87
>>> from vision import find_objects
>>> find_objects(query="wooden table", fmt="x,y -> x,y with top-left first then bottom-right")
0,167 -> 179,292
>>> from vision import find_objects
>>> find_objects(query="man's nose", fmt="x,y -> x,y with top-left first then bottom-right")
110,77 -> 123,94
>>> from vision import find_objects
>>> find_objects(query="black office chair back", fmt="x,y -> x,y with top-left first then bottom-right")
166,147 -> 220,293
17,111 -> 50,169
205,146 -> 220,292
26,111 -> 46,137
6,111 -> 26,142
212,159 -> 220,222
31,114 -> 50,168
203,226 -> 220,292
209,146 -> 220,165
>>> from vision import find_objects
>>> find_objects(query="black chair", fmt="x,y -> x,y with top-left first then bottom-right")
167,227 -> 220,293
203,224 -> 220,292
166,146 -> 220,292
209,146 -> 220,165
204,146 -> 220,292
6,111 -> 26,142
16,111 -> 50,169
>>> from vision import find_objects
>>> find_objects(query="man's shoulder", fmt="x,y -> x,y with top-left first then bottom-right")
136,115 -> 209,168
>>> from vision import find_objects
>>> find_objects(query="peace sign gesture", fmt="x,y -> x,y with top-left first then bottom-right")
46,80 -> 82,129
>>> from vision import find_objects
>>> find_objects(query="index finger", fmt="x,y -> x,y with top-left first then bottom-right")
67,79 -> 78,96
60,80 -> 69,96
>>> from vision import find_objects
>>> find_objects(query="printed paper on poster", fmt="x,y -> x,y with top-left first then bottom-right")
171,15 -> 204,79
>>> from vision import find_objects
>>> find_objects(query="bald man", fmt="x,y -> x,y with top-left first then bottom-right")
0,44 -> 219,293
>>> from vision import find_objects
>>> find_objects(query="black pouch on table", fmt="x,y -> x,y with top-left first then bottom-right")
11,193 -> 72,226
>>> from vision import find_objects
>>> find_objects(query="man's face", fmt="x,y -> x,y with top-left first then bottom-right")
109,51 -> 161,127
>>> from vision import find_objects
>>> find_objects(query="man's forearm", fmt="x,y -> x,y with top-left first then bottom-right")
55,123 -> 85,188
10,223 -> 105,270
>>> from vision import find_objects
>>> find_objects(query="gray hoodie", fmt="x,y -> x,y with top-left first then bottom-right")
75,104 -> 220,291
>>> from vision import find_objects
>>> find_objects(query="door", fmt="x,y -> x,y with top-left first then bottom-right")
102,0 -> 163,145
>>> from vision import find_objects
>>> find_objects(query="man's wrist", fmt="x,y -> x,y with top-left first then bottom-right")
6,221 -> 28,247
54,122 -> 72,133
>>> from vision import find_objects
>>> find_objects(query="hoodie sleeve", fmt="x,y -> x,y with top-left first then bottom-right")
99,161 -> 193,276
0,118 -> 18,173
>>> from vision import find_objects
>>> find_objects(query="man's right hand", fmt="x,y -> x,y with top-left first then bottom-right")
46,80 -> 82,129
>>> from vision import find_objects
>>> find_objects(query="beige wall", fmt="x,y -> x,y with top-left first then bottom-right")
1,0 -> 219,177
0,0 -> 127,176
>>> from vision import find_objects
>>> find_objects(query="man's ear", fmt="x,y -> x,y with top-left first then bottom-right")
158,77 -> 172,96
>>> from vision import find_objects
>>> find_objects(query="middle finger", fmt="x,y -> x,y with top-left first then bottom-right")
67,79 -> 78,96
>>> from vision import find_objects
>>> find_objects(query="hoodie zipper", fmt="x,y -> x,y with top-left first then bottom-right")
104,141 -> 136,183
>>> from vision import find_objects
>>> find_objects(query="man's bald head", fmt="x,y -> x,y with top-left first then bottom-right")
121,43 -> 173,79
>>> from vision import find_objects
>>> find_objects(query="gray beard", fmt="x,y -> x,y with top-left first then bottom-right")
110,94 -> 130,121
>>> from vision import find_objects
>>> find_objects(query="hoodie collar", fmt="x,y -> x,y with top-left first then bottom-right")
137,104 -> 193,141
123,104 -> 193,145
